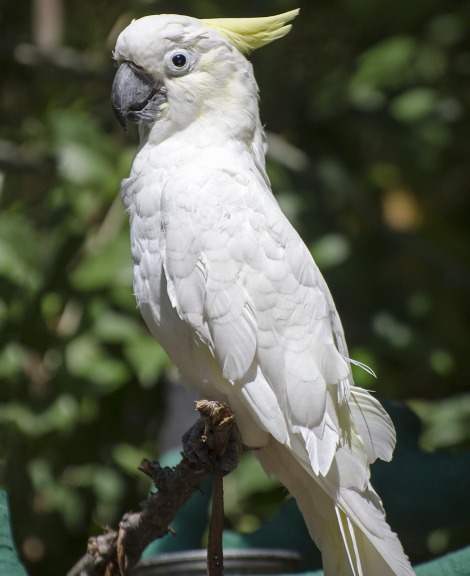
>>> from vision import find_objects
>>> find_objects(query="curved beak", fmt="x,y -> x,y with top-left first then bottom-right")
111,62 -> 166,131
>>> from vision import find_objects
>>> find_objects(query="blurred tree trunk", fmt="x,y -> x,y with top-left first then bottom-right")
33,0 -> 63,50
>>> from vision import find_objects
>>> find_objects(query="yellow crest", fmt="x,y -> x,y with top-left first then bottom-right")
201,9 -> 299,54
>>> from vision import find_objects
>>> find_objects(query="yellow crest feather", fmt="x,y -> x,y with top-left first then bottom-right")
201,9 -> 299,54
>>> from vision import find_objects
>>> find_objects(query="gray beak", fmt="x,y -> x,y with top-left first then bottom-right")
111,62 -> 166,131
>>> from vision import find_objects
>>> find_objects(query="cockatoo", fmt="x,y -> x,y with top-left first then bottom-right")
111,10 -> 415,576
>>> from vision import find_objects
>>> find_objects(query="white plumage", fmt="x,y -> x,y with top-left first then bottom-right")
112,10 -> 415,575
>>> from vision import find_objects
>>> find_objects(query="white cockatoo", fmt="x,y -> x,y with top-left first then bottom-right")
111,10 -> 415,576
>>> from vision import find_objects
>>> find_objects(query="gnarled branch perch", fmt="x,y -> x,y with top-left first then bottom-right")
66,400 -> 242,576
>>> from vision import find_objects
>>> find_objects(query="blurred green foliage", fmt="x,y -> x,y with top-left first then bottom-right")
0,0 -> 469,574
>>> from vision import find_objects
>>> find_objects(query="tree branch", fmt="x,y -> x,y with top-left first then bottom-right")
66,400 -> 242,576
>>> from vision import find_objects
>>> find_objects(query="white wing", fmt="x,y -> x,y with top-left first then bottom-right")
159,164 -> 390,474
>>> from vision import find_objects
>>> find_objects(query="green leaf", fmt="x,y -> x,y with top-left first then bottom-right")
390,88 -> 439,123
0,395 -> 80,436
91,309 -> 142,343
351,36 -> 416,90
0,343 -> 27,379
70,233 -> 132,291
310,234 -> 351,268
0,214 -> 41,291
112,443 -> 153,475
409,395 -> 470,451
65,334 -> 130,390
124,335 -> 169,388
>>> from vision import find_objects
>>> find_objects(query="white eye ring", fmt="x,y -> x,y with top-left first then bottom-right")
164,49 -> 195,75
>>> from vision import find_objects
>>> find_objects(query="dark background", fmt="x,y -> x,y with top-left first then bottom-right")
0,1 -> 469,574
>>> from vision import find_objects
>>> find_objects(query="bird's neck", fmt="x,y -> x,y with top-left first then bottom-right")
143,57 -> 265,157
141,104 -> 266,178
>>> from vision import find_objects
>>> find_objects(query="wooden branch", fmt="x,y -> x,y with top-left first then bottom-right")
66,400 -> 242,576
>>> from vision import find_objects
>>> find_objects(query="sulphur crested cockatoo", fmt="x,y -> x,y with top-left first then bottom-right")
111,10 -> 415,576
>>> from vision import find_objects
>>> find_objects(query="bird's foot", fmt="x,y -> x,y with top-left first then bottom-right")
182,400 -> 244,475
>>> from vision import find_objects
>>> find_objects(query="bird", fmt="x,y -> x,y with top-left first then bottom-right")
111,10 -> 415,576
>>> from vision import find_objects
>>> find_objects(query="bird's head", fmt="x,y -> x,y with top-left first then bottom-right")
111,10 -> 299,137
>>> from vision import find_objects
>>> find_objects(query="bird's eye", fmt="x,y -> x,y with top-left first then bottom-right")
165,49 -> 194,75
171,53 -> 187,67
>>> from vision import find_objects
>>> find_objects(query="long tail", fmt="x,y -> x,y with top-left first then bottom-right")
256,438 -> 415,576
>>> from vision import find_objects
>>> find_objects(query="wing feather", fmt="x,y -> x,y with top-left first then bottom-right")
160,167 -> 393,478
349,386 -> 396,463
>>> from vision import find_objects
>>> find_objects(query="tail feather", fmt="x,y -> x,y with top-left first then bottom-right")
257,438 -> 415,576
335,507 -> 365,576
